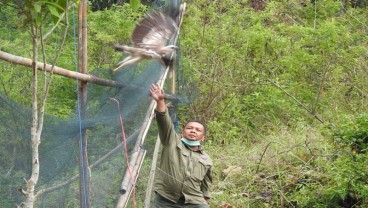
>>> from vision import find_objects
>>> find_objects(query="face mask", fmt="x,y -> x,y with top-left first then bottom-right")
181,137 -> 200,147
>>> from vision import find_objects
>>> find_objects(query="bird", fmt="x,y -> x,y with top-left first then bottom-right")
112,9 -> 179,74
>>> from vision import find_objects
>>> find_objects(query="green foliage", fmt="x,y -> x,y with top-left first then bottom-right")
288,114 -> 368,207
289,154 -> 368,207
4,0 -> 69,27
324,153 -> 368,206
179,0 -> 368,145
130,0 -> 140,11
177,1 -> 367,206
333,114 -> 368,153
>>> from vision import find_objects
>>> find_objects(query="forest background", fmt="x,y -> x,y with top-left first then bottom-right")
0,0 -> 367,207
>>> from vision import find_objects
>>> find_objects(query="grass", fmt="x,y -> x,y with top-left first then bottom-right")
206,124 -> 332,208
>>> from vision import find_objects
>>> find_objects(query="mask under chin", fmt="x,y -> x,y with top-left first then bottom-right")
181,137 -> 200,147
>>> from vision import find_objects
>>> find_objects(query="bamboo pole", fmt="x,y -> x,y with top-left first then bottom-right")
77,0 -> 91,207
0,50 -> 123,88
116,149 -> 146,208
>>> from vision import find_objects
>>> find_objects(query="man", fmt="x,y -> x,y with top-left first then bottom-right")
149,84 -> 213,208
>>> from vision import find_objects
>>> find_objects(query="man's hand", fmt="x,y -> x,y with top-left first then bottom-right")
150,84 -> 165,101
150,84 -> 166,112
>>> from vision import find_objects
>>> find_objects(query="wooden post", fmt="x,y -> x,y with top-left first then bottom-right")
78,0 -> 91,207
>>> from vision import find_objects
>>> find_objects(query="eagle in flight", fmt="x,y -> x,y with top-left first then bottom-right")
112,9 -> 179,74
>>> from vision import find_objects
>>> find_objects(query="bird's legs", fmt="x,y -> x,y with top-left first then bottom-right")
143,50 -> 161,59
111,55 -> 145,74
114,51 -> 161,72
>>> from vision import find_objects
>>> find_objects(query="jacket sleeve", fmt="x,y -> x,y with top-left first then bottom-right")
201,167 -> 213,199
155,109 -> 176,146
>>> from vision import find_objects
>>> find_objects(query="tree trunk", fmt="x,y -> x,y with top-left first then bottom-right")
21,24 -> 40,208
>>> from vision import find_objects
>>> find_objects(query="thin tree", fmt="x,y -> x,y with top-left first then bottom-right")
3,1 -> 74,207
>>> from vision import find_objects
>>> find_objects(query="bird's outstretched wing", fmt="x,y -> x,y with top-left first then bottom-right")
112,10 -> 179,74
132,10 -> 178,49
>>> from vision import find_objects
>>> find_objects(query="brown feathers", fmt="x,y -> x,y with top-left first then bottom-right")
112,10 -> 178,74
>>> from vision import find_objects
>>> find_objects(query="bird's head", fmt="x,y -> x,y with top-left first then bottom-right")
160,45 -> 177,53
166,45 -> 178,49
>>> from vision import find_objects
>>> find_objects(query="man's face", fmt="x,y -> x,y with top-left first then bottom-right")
182,122 -> 205,141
